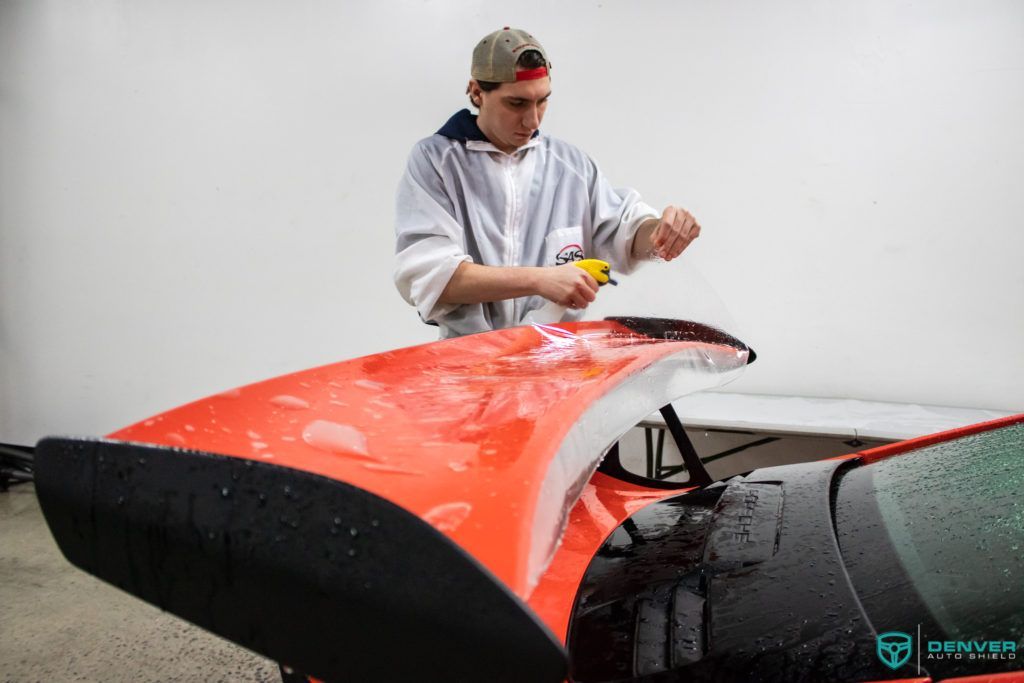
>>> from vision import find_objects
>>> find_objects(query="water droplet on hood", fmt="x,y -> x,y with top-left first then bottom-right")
271,395 -> 311,410
302,420 -> 376,459
423,502 -> 472,533
361,462 -> 423,476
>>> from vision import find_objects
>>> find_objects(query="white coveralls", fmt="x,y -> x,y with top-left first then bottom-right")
394,109 -> 658,338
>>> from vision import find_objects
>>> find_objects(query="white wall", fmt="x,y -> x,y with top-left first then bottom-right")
2,0 -> 1022,445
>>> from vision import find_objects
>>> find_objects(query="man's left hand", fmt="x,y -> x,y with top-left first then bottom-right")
651,205 -> 701,261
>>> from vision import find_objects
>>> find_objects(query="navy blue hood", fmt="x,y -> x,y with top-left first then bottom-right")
436,109 -> 541,144
436,109 -> 489,142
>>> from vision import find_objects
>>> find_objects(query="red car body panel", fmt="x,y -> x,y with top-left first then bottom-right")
107,320 -> 747,602
527,472 -> 691,641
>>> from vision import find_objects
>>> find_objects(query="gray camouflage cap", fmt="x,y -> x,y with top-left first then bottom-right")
471,27 -> 550,83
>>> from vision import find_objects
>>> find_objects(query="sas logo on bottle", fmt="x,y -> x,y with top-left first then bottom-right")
555,244 -> 584,265
876,630 -> 1018,671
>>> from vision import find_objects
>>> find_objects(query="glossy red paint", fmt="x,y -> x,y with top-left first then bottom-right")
854,413 -> 1024,464
109,320 -> 746,600
939,671 -> 1024,682
823,413 -> 1024,466
527,471 -> 691,640
823,670 -> 1023,683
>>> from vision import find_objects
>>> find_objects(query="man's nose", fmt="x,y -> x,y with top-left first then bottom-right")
523,105 -> 541,129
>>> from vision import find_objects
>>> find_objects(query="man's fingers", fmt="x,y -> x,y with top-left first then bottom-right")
566,292 -> 594,308
681,211 -> 696,235
660,206 -> 678,231
655,206 -> 687,257
655,207 -> 677,249
577,280 -> 598,302
653,207 -> 702,259
656,209 -> 683,260
559,270 -> 598,308
670,219 -> 702,258
673,213 -> 699,257
662,230 -> 685,261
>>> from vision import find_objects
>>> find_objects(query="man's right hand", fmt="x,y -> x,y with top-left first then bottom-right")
438,262 -> 599,309
534,263 -> 600,309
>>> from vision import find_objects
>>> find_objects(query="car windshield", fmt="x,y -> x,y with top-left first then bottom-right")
834,422 -> 1024,643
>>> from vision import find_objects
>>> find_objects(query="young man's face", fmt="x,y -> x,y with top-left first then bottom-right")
471,77 -> 551,154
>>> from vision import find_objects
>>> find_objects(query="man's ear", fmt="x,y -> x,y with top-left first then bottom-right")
466,79 -> 483,108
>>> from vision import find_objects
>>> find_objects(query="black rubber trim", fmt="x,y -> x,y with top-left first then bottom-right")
34,437 -> 567,683
605,317 -> 756,364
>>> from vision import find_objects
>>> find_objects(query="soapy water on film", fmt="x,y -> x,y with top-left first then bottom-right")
521,256 -> 753,594
580,253 -> 750,347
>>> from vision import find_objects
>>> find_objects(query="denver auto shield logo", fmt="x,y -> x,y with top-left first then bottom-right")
876,628 -> 1018,672
877,632 -> 913,670
555,244 -> 584,265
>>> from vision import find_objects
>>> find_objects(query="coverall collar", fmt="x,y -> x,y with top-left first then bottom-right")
436,109 -> 541,154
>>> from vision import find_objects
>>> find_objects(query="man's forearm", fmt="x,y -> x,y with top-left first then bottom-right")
437,262 -> 542,305
631,218 -> 660,259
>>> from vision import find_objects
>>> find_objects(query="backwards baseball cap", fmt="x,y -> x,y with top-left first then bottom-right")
471,27 -> 550,83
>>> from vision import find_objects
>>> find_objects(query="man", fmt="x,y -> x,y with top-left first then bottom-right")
394,27 -> 701,338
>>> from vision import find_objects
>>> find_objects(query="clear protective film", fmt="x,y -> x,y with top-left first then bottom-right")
526,333 -> 748,593
522,257 -> 756,591
582,254 -> 750,353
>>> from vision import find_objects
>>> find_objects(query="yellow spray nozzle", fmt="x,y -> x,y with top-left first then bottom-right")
574,259 -> 618,286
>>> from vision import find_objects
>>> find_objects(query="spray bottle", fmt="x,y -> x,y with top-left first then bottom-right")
522,259 -> 617,325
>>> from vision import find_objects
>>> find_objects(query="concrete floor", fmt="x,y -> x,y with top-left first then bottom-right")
0,484 -> 279,683
0,427 -> 888,682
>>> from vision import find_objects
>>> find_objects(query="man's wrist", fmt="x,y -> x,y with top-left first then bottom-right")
632,218 -> 660,259
520,266 -> 544,297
